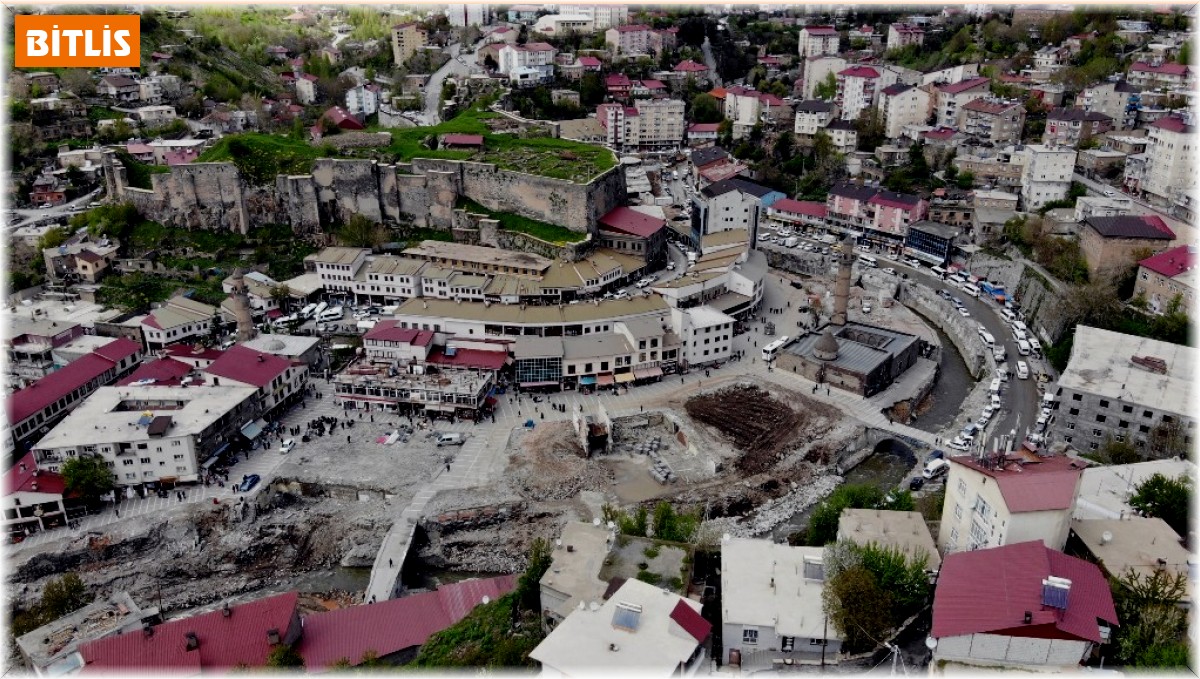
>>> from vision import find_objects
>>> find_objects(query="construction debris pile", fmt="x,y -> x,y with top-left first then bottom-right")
685,384 -> 839,474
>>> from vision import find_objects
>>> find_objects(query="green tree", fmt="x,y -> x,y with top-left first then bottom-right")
270,285 -> 292,313
336,214 -> 386,249
37,226 -> 72,251
515,537 -> 552,614
1178,40 -> 1191,66
856,543 -> 929,624
690,93 -> 723,124
814,72 -> 837,101
1094,436 -> 1140,465
955,171 -> 975,190
806,485 -> 913,546
60,455 -> 114,502
265,644 -> 305,667
1128,473 -> 1191,537
823,565 -> 892,653
854,106 -> 886,152
41,573 -> 92,619
1111,567 -> 1190,667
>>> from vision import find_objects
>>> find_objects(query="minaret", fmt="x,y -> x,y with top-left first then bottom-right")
831,233 -> 853,326
229,268 -> 257,342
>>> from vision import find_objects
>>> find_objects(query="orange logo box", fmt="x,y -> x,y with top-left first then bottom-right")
15,15 -> 140,68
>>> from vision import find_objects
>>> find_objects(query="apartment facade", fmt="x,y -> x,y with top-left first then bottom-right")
1043,108 -> 1114,147
1133,244 -> 1197,313
1019,144 -> 1077,211
960,98 -> 1025,145
1138,115 -> 1194,214
878,83 -> 930,139
605,24 -> 651,55
601,98 -> 686,151
391,22 -> 428,64
934,76 -> 990,128
886,23 -> 924,52
835,66 -> 880,122
797,25 -> 840,58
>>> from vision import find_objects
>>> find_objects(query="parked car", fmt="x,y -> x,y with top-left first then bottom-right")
238,474 -> 261,492
280,439 -> 296,454
904,258 -> 922,268
937,290 -> 953,301
922,458 -> 950,479
909,476 -> 925,491
436,433 -> 465,447
882,267 -> 897,275
925,449 -> 945,464
957,307 -> 971,317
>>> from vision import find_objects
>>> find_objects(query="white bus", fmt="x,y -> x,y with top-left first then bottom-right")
299,303 -> 318,319
312,302 -> 329,319
762,336 -> 791,361
858,255 -> 878,268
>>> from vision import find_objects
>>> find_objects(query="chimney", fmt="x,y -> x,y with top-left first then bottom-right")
222,602 -> 231,618
143,622 -> 154,638
267,628 -> 281,645
185,632 -> 199,651
1023,611 -> 1032,624
257,355 -> 264,362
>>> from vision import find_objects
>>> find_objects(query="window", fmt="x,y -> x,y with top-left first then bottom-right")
957,479 -> 967,496
1122,405 -> 1133,414
954,504 -> 963,519
1072,394 -> 1082,401
1096,414 -> 1107,423
1093,429 -> 1103,437
1099,399 -> 1110,408
742,628 -> 759,645
123,459 -> 134,466
1069,408 -> 1079,416
1089,442 -> 1099,450
1067,422 -> 1076,430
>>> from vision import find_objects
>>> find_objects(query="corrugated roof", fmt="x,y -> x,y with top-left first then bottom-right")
116,358 -> 195,387
599,206 -> 666,239
5,452 -> 68,496
771,198 -> 827,217
81,592 -> 299,672
6,339 -> 141,425
937,76 -> 990,94
363,321 -> 435,346
932,541 -> 1117,643
1139,244 -> 1196,278
949,454 -> 1084,513
203,345 -> 297,388
1086,215 -> 1175,240
669,599 -> 711,642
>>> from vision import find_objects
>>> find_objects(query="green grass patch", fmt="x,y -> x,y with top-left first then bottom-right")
413,592 -> 544,668
197,133 -> 327,185
456,197 -> 585,245
116,151 -> 170,190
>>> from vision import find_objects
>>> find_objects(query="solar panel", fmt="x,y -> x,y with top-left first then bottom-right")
1041,584 -> 1069,609
612,603 -> 641,631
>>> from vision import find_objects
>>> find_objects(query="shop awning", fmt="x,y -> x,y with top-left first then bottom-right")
212,442 -> 230,456
596,374 -> 615,386
520,381 -> 559,388
425,404 -> 457,412
615,373 -> 635,384
201,456 -> 222,470
579,376 -> 598,386
239,419 -> 266,440
633,366 -> 664,379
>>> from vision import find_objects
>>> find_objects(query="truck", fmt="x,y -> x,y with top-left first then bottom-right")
784,236 -> 799,248
979,281 -> 1006,303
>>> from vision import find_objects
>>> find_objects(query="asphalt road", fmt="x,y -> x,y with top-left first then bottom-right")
421,39 -> 486,126
8,188 -> 104,231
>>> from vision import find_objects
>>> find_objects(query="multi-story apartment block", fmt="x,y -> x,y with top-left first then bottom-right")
1048,325 -> 1194,455
32,386 -> 261,487
886,23 -> 924,52
835,65 -> 880,122
1137,115 -> 1194,216
722,86 -> 787,139
826,182 -> 928,248
344,84 -> 379,117
445,3 -> 489,27
825,119 -> 858,155
599,99 -> 686,151
878,83 -> 930,139
801,55 -> 846,99
202,345 -> 310,417
1127,61 -> 1190,90
605,24 -> 652,55
1019,144 -> 1077,211
391,22 -> 428,65
960,98 -> 1025,145
953,144 -> 1027,190
793,99 -> 834,138
498,43 -> 556,77
295,74 -> 318,105
1133,244 -> 1197,314
933,76 -> 990,128
938,453 -> 1084,554
576,5 -> 629,30
310,247 -> 369,297
1076,80 -> 1141,131
1043,108 -> 1113,147
797,25 -> 840,58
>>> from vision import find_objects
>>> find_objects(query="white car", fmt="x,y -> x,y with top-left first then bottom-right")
957,307 -> 971,317
947,438 -> 970,451
757,234 -> 769,241
980,405 -> 996,421
666,262 -> 676,271
1103,189 -> 1115,197
904,258 -> 922,268
882,267 -> 896,275
280,439 -> 296,454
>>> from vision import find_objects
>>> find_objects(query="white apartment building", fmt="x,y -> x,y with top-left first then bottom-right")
886,23 -> 924,52
878,83 -> 929,139
310,247 -> 369,296
835,65 -> 881,122
344,84 -> 379,117
296,74 -> 318,105
934,76 -> 990,128
605,24 -> 652,55
801,55 -> 846,99
1076,80 -> 1140,131
602,99 -> 686,151
532,14 -> 594,35
793,100 -> 835,137
498,43 -> 556,76
797,25 -> 839,58
1020,144 -> 1077,211
670,305 -> 734,367
1139,115 -> 1194,212
576,5 -> 629,30
32,386 -> 260,487
937,453 -> 1085,554
132,105 -> 177,127
445,3 -> 489,27
140,296 -> 215,352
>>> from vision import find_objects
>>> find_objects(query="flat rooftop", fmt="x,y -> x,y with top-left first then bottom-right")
837,509 -> 941,570
35,385 -> 259,450
403,240 -> 553,273
562,333 -> 633,360
16,592 -> 153,672
1070,517 -> 1192,598
333,368 -> 490,396
3,302 -> 126,328
239,334 -> 321,357
1074,459 -> 1196,521
1057,325 -> 1194,418
539,522 -> 613,619
721,538 -> 836,642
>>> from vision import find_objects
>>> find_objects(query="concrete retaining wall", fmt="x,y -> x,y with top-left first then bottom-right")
901,283 -> 988,379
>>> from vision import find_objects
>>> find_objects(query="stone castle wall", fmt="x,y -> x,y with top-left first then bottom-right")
109,151 -> 626,241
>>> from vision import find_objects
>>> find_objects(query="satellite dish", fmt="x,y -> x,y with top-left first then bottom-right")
722,533 -> 731,542
925,637 -> 938,650
606,521 -> 615,529
481,596 -> 490,605
592,518 -> 601,526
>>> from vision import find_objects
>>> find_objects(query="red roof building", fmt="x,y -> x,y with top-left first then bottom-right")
5,451 -> 72,536
6,452 -> 68,497
297,576 -> 517,671
364,322 -> 435,346
931,541 -> 1117,668
163,344 -> 224,369
937,76 -> 991,95
938,453 -> 1086,554
674,59 -> 708,73
1138,244 -> 1197,278
576,56 -> 602,69
768,198 -> 827,223
838,65 -> 880,79
425,347 -> 509,372
203,345 -> 303,390
80,592 -> 302,673
6,338 -> 142,445
116,358 -> 198,387
598,206 -> 667,239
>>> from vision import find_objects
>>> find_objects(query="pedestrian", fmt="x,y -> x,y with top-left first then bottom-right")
115,509 -> 120,518
347,435 -> 351,443
389,559 -> 393,567
826,386 -> 830,395
640,405 -> 644,412
446,463 -> 451,472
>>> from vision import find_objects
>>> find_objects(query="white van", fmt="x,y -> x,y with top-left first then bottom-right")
1016,361 -> 1030,379
930,265 -> 947,279
992,345 -> 1006,362
922,458 -> 950,480
961,283 -> 980,298
979,330 -> 996,347
989,377 -> 1002,394
436,432 -> 465,447
1017,339 -> 1031,356
1012,320 -> 1029,336
858,255 -> 878,268
1001,308 -> 1017,324
300,303 -> 318,320
313,302 -> 328,319
1028,337 -> 1042,353
1013,328 -> 1028,343
784,236 -> 799,248
318,306 -> 344,323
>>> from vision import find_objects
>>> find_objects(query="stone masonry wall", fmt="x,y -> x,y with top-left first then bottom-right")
901,282 -> 988,379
